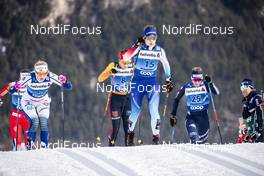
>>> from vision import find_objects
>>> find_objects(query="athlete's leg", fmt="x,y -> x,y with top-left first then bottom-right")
147,84 -> 161,136
109,94 -> 122,146
196,113 -> 209,144
128,84 -> 144,132
185,114 -> 199,144
36,100 -> 50,148
122,95 -> 131,146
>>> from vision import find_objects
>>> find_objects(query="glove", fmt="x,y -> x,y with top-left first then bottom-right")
14,82 -> 22,90
0,98 -> 3,107
170,116 -> 177,127
204,74 -> 212,83
135,36 -> 145,47
111,67 -> 118,74
165,78 -> 173,93
59,75 -> 67,84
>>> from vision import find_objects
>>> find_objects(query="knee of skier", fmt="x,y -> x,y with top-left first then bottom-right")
39,117 -> 49,132
29,118 -> 39,132
111,111 -> 120,119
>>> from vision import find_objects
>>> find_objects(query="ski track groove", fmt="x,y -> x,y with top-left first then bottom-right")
59,148 -> 137,176
206,147 -> 264,172
80,148 -> 138,176
172,145 -> 264,176
58,149 -> 112,176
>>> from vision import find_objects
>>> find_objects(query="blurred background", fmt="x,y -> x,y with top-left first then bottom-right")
0,0 -> 263,150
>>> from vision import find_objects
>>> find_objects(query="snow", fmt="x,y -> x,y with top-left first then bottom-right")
0,143 -> 263,176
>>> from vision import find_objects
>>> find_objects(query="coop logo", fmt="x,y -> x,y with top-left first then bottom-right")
190,105 -> 204,110
139,51 -> 161,60
140,71 -> 153,76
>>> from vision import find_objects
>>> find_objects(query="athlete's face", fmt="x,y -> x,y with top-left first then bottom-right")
119,60 -> 130,69
192,78 -> 202,87
36,71 -> 48,82
145,36 -> 157,48
241,86 -> 252,97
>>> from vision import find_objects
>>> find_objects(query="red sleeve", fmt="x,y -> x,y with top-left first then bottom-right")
0,83 -> 12,98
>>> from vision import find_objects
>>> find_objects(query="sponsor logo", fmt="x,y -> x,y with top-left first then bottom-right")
190,105 -> 204,110
138,51 -> 161,59
30,83 -> 50,89
140,70 -> 153,76
185,86 -> 207,94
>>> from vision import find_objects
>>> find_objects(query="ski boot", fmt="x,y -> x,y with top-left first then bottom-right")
26,137 -> 32,150
152,135 -> 160,145
128,131 -> 135,146
108,137 -> 115,147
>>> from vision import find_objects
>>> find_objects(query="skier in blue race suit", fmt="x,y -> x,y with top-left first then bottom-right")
128,25 -> 173,145
170,67 -> 219,144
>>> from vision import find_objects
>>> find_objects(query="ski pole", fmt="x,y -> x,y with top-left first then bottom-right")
261,90 -> 264,122
162,93 -> 169,117
170,126 -> 175,144
61,86 -> 65,145
137,114 -> 143,144
208,84 -> 223,144
15,91 -> 20,151
104,92 -> 111,117
162,93 -> 171,143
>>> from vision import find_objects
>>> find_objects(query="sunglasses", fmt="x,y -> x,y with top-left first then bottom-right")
145,36 -> 157,40
240,85 -> 248,91
192,78 -> 202,82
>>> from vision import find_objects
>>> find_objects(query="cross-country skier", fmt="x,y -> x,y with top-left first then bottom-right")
98,50 -> 133,146
127,25 -> 173,145
238,79 -> 263,143
170,67 -> 219,144
0,70 -> 30,150
10,60 -> 72,149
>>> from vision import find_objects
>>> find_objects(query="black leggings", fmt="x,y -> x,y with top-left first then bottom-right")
110,93 -> 131,144
185,111 -> 209,144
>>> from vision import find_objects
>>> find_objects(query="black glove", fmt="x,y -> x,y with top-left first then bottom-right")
204,74 -> 212,83
170,116 -> 177,127
135,36 -> 145,47
165,78 -> 173,93
111,67 -> 118,74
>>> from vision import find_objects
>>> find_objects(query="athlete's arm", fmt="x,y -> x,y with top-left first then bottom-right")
0,83 -> 13,98
98,62 -> 115,82
171,85 -> 185,116
205,82 -> 220,95
9,75 -> 31,94
50,72 -> 72,90
160,48 -> 171,80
